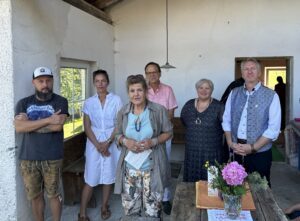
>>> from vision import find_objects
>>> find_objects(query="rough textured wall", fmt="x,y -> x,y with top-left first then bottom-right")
0,0 -> 17,220
11,0 -> 114,220
110,0 -> 300,118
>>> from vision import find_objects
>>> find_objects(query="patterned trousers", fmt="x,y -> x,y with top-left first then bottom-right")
122,167 -> 162,218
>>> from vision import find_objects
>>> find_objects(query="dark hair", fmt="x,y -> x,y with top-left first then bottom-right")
126,74 -> 148,92
93,69 -> 109,84
144,62 -> 161,73
277,76 -> 283,83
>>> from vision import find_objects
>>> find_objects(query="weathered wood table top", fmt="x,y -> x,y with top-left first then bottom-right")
170,182 -> 288,221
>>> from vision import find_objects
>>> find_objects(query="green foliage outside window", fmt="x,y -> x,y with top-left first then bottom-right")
60,67 -> 86,139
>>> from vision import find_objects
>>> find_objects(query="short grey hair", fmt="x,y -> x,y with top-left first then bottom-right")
241,58 -> 261,73
195,78 -> 214,92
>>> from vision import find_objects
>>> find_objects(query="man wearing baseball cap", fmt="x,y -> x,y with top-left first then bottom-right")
14,67 -> 69,221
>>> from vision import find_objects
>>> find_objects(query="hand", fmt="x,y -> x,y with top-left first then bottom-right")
233,143 -> 252,156
124,138 -> 141,153
230,142 -> 238,151
15,113 -> 28,121
284,207 -> 294,215
138,139 -> 152,151
49,110 -> 65,125
101,141 -> 111,157
96,141 -> 111,157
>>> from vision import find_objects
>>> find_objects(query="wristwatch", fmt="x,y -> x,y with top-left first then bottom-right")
250,144 -> 257,154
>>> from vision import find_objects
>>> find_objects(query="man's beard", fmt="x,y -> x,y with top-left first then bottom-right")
35,89 -> 53,101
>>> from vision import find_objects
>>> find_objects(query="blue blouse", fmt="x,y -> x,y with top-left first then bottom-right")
125,108 -> 153,170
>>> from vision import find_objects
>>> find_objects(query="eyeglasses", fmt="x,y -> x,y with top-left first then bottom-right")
145,71 -> 158,75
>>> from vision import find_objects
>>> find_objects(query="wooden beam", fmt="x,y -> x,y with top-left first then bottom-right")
93,0 -> 123,10
63,0 -> 112,24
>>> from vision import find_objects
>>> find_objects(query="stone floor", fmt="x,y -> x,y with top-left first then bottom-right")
52,175 -> 178,221
45,137 -> 299,221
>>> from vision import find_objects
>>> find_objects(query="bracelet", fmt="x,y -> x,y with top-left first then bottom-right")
251,144 -> 257,154
106,138 -> 112,144
122,137 -> 127,146
151,137 -> 159,147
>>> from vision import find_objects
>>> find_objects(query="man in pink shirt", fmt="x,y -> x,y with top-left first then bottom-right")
145,62 -> 178,215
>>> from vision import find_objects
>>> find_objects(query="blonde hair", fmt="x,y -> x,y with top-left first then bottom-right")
241,58 -> 261,73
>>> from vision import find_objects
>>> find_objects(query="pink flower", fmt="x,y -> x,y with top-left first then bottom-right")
222,161 -> 247,186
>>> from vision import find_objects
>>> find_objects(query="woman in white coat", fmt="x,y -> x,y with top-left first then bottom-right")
78,70 -> 122,221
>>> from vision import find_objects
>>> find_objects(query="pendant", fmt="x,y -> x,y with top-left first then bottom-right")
135,116 -> 142,132
195,117 -> 201,125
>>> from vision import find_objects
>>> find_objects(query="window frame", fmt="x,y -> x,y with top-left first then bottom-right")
60,59 -> 91,139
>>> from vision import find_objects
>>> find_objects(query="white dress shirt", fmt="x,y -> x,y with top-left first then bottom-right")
222,82 -> 281,141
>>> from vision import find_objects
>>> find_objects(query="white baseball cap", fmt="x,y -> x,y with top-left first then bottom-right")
33,67 -> 53,79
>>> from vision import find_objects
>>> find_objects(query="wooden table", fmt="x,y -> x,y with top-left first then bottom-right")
170,182 -> 288,221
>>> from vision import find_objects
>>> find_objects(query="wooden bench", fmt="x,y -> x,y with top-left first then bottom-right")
172,117 -> 185,144
62,132 -> 96,207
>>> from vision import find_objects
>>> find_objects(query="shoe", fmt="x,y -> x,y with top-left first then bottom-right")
162,201 -> 172,215
101,205 -> 111,220
78,213 -> 90,221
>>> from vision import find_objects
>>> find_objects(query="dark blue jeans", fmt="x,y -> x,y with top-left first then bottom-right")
234,149 -> 272,187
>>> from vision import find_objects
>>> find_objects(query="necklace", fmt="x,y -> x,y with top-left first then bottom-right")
134,116 -> 142,132
194,98 -> 212,125
195,116 -> 201,125
131,102 -> 147,132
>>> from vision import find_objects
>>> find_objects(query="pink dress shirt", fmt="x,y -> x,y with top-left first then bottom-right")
147,82 -> 178,110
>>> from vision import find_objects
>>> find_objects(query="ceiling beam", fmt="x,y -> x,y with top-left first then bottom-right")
63,0 -> 112,24
92,0 -> 123,10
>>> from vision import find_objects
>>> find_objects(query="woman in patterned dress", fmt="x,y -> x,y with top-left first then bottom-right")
180,79 -> 224,182
78,70 -> 122,221
114,75 -> 172,219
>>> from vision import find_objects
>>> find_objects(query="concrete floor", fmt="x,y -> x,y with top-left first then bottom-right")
53,176 -> 178,221
271,162 -> 300,210
45,139 -> 300,221
49,161 -> 300,221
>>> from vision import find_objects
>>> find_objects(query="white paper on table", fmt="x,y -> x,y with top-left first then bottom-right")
207,166 -> 218,196
124,149 -> 152,169
207,209 -> 253,221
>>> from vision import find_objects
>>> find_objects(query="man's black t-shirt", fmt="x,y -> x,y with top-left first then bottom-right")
15,93 -> 69,160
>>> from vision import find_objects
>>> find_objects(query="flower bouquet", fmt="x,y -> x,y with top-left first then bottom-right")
205,161 -> 248,219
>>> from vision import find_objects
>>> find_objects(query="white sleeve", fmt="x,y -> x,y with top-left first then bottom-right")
262,93 -> 281,140
222,91 -> 232,132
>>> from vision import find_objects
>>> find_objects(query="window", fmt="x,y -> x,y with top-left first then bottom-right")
264,67 -> 286,90
60,67 -> 86,139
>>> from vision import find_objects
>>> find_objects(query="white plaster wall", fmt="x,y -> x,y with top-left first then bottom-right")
11,0 -> 114,220
110,0 -> 300,118
0,1 -> 17,220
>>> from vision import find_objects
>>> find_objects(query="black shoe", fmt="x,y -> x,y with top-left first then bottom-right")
162,201 -> 172,215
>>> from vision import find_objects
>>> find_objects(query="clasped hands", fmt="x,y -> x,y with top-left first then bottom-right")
95,141 -> 111,157
124,138 -> 153,153
231,143 -> 252,156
